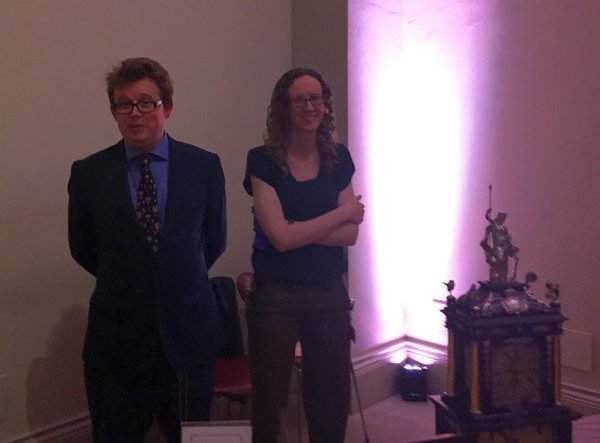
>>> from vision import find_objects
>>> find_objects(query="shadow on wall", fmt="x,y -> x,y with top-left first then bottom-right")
26,305 -> 88,434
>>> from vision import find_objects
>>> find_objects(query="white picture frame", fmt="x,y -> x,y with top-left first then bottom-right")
181,420 -> 252,443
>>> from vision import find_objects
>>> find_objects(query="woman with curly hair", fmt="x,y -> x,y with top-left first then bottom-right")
243,68 -> 364,443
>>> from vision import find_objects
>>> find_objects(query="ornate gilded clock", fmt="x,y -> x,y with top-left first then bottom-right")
430,205 -> 581,443
442,280 -> 566,413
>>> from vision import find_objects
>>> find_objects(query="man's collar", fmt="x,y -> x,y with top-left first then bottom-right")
124,133 -> 170,161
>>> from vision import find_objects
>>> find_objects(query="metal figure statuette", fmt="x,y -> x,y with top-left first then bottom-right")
442,185 -> 560,316
480,186 -> 520,284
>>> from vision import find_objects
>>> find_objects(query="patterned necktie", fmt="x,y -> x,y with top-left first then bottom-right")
136,153 -> 160,252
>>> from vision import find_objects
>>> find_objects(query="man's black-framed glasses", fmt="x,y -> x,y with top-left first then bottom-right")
113,99 -> 163,114
289,95 -> 324,107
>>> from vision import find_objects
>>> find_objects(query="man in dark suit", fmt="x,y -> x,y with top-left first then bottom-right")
68,57 -> 226,443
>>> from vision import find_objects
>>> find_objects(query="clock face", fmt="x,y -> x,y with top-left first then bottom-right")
490,339 -> 542,409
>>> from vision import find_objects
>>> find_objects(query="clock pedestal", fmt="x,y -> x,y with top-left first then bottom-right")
435,280 -> 581,443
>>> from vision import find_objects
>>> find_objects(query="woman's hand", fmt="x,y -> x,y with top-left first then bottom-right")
314,184 -> 363,247
341,194 -> 364,225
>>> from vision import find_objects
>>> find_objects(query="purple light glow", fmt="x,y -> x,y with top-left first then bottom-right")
349,1 -> 493,349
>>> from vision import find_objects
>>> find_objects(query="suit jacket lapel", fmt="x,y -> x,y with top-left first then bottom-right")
162,137 -> 185,236
104,141 -> 153,250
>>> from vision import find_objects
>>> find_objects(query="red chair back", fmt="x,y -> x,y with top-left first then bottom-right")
236,272 -> 254,301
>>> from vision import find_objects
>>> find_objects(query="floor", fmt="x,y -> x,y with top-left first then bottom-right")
344,395 -> 600,443
208,392 -> 437,443
345,395 -> 435,443
165,393 -> 600,442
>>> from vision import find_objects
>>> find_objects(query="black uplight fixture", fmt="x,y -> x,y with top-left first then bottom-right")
399,359 -> 428,402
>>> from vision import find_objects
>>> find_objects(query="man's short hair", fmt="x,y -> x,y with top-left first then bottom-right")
105,57 -> 174,105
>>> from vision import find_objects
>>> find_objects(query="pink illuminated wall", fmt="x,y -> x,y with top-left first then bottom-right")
348,0 -> 600,391
349,0 -> 497,350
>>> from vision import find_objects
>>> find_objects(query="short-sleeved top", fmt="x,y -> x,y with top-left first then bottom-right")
243,144 -> 355,284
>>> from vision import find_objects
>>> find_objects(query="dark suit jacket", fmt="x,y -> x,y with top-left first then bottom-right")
68,135 -> 226,372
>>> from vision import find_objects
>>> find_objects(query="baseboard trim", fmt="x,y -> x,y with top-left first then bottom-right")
562,382 -> 600,415
352,336 -> 448,373
13,414 -> 92,443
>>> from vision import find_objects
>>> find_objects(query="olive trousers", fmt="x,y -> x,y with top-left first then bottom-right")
246,276 -> 352,443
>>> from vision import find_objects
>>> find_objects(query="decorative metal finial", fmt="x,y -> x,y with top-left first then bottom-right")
443,280 -> 455,295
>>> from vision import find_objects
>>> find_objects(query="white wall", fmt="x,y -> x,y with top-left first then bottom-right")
0,1 -> 290,440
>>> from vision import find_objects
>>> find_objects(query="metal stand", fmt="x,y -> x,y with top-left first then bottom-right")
350,360 -> 370,443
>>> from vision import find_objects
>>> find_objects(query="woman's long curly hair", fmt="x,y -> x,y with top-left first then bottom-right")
263,68 -> 338,173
